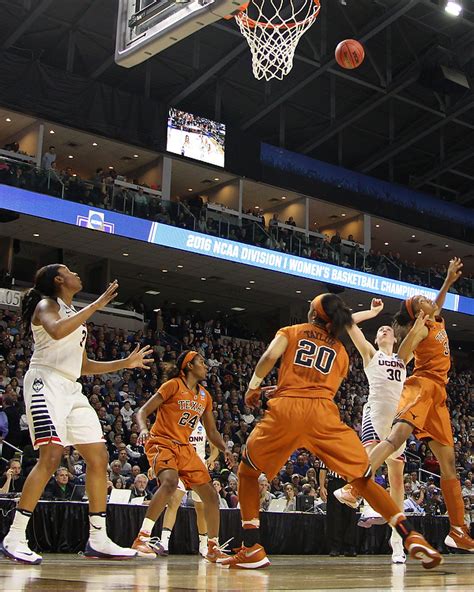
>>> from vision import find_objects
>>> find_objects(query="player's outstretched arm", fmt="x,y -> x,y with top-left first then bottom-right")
351,298 -> 384,325
245,333 -> 288,408
81,344 -> 153,375
397,312 -> 429,364
434,257 -> 463,315
346,298 -> 382,366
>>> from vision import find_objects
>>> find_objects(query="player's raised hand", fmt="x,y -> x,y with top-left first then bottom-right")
126,344 -> 153,369
370,298 -> 384,315
93,280 -> 119,310
446,257 -> 463,285
412,311 -> 429,333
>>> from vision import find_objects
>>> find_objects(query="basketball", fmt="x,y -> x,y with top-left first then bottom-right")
335,39 -> 365,69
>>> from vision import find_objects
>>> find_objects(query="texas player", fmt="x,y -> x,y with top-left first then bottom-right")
217,293 -> 442,570
131,350 -> 233,561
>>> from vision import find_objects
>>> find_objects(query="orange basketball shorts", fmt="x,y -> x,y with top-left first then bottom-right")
244,397 -> 370,482
145,436 -> 210,490
394,376 -> 453,447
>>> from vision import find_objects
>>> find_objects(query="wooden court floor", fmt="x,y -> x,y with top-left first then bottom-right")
0,554 -> 472,591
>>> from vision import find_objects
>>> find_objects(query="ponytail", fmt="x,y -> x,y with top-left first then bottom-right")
314,293 -> 353,339
21,264 -> 63,336
392,301 -> 414,343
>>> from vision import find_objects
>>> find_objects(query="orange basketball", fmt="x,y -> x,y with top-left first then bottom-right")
335,39 -> 365,70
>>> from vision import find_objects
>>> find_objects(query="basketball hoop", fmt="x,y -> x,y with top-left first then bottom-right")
234,0 -> 321,81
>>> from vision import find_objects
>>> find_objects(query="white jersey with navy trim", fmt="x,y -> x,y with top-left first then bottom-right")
30,298 -> 87,381
188,421 -> 207,460
364,351 -> 406,418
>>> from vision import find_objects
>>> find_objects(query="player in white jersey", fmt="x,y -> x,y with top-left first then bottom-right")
1,264 -> 152,564
336,299 -> 410,563
156,421 -> 219,557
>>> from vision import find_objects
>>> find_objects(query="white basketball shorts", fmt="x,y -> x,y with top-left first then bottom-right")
24,366 -> 104,449
361,403 -> 405,461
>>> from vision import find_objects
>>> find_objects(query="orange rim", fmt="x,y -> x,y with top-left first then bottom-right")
235,0 -> 321,30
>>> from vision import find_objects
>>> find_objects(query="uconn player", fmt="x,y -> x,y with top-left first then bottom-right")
337,298 -> 408,563
159,421 -> 219,557
0,264 -> 152,564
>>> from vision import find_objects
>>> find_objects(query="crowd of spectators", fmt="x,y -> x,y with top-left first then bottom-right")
1,144 -> 472,298
0,303 -> 472,527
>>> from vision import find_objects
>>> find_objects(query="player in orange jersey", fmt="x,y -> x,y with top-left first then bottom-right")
217,293 -> 442,570
131,350 -> 233,561
338,258 -> 474,552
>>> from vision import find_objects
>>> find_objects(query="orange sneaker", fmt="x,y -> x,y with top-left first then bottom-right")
445,526 -> 474,552
205,539 -> 231,563
217,544 -> 271,569
131,532 -> 165,558
405,531 -> 443,569
334,486 -> 359,509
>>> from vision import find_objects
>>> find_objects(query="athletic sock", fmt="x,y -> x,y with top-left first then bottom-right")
89,512 -> 107,542
242,524 -> 261,547
441,478 -> 465,528
161,527 -> 171,551
198,533 -> 208,548
7,508 -> 32,540
140,517 -> 156,536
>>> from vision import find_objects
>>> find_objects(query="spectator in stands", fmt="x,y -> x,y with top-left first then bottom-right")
258,474 -> 273,511
403,482 -> 425,514
133,187 -> 148,218
283,483 -> 296,512
130,474 -> 152,503
461,479 -> 473,503
0,458 -> 25,493
270,475 -> 284,498
2,393 -> 21,448
41,146 -> 56,170
212,480 -> 229,509
280,462 -> 294,484
43,467 -> 75,501
293,454 -> 310,477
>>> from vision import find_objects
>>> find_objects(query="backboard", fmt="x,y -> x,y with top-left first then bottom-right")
115,0 -> 243,68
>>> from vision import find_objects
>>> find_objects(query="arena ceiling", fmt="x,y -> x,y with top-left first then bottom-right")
1,0 -> 473,205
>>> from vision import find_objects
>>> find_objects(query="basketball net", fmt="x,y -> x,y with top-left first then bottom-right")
235,0 -> 321,81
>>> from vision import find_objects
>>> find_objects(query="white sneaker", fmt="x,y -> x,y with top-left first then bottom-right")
357,504 -> 387,528
199,543 -> 208,558
0,537 -> 42,564
390,531 -> 406,564
85,537 -> 137,559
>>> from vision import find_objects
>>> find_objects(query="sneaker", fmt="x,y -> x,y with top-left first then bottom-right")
205,539 -> 231,563
217,544 -> 271,569
131,532 -> 166,558
357,504 -> 387,528
390,532 -> 406,564
0,538 -> 42,565
199,543 -> 208,558
334,486 -> 359,509
444,525 -> 474,552
85,537 -> 137,560
404,531 -> 443,569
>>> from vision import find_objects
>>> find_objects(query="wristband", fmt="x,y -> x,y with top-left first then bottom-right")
249,374 -> 263,390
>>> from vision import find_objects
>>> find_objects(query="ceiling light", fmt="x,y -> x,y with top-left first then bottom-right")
255,206 -> 260,209
281,196 -> 286,200
445,1 -> 462,17
452,323 -> 457,327
201,277 -> 206,281
341,213 -> 346,217
68,155 -> 73,159
214,177 -> 220,181
122,253 -> 129,257
245,287 -> 251,290
375,224 -> 380,228
190,299 -> 204,303
411,234 -> 416,238
145,290 -> 160,295
445,244 -> 449,248
231,307 -> 245,311
108,166 -> 114,169
249,280 -> 255,284
72,173 -> 77,177
188,188 -> 193,192
161,269 -> 168,273
49,130 -> 55,134
133,154 -> 139,158
5,117 -> 11,122
92,142 -> 98,147
358,303 -> 364,307
296,290 -> 301,294
177,264 -> 184,268
417,251 -> 422,255
384,242 -> 389,246
33,233 -> 40,237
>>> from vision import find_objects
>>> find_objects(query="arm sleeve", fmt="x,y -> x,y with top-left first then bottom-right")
157,379 -> 179,403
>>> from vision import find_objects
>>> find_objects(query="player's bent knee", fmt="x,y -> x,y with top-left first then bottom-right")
238,460 -> 260,479
160,476 -> 179,493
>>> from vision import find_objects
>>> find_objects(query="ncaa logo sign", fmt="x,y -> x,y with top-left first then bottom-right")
76,210 -> 115,234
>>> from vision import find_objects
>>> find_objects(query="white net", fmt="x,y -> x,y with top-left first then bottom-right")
235,0 -> 321,81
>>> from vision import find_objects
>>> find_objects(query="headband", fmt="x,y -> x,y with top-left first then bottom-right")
405,297 -> 415,320
312,294 -> 330,323
179,350 -> 199,376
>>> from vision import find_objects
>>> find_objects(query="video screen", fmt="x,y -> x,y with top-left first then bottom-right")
167,107 -> 226,167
